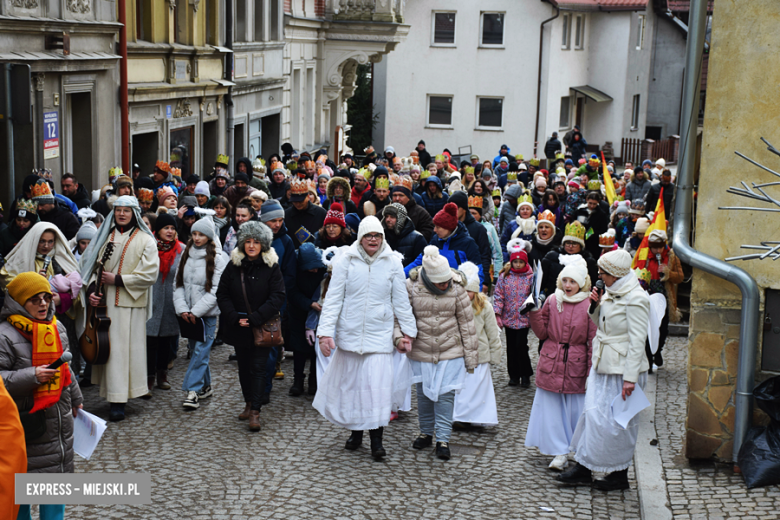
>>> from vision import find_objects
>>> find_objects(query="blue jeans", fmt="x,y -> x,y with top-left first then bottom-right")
416,384 -> 456,443
17,504 -> 64,520
264,346 -> 279,394
181,316 -> 216,392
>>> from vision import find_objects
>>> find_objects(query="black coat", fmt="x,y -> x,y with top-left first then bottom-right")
357,192 -> 391,219
540,248 -> 599,298
0,224 -> 30,258
385,219 -> 427,267
576,206 -> 610,259
39,205 -> 80,240
313,230 -> 355,249
418,149 -> 432,168
216,255 -> 286,347
322,198 -> 358,215
544,137 -> 562,159
286,268 -> 325,353
285,202 -> 327,248
463,212 -> 493,285
645,181 -> 675,215
403,197 -> 434,242
528,228 -> 563,266
66,184 -> 92,209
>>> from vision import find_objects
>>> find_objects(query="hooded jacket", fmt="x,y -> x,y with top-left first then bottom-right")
65,183 -> 92,209
271,223 -> 297,311
0,295 -> 83,473
624,172 -> 652,202
322,177 -> 358,214
492,147 -> 516,169
235,157 -> 254,178
568,132 -> 587,160
404,222 -> 484,286
420,176 -> 450,218
384,215 -> 427,267
498,184 -> 524,235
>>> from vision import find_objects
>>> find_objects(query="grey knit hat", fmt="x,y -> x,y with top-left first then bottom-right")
237,220 -> 273,252
382,202 -> 408,234
191,216 -> 215,241
76,221 -> 98,242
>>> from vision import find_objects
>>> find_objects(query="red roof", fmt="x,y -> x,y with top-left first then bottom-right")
667,0 -> 714,13
548,0 -> 647,10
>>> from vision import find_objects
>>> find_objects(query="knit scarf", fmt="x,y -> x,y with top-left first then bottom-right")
512,216 -> 537,238
535,233 -> 555,246
634,245 -> 669,280
157,238 -> 182,281
420,267 -> 452,295
212,215 -> 229,230
7,314 -> 71,413
554,289 -> 590,313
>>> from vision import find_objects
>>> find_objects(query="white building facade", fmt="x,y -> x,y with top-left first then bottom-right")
375,0 -> 656,164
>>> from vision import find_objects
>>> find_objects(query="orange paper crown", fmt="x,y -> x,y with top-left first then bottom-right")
400,176 -> 413,191
170,167 -> 182,178
599,233 -> 616,247
303,160 -> 316,170
290,178 -> 309,196
155,160 -> 171,173
468,196 -> 483,209
31,180 -> 53,200
538,209 -> 557,226
137,188 -> 154,203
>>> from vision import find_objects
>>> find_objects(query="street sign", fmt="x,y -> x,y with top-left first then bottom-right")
43,111 -> 59,159
166,105 -> 172,119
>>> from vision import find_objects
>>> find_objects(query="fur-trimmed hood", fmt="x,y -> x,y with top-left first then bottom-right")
230,246 -> 279,268
326,176 -> 351,200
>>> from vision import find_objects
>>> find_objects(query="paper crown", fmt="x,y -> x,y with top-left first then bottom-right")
392,156 -> 402,165
155,160 -> 171,173
216,154 -> 230,166
170,167 -> 181,178
290,178 -> 309,196
529,158 -> 540,167
31,179 -> 54,200
389,174 -> 400,186
516,154 -> 524,161
17,198 -> 37,216
419,169 -> 431,180
137,188 -> 154,203
269,161 -> 285,172
468,196 -> 483,209
492,189 -> 502,197
374,178 -> 390,190
36,168 -> 53,181
253,158 -> 266,172
464,166 -> 475,175
555,153 -> 565,161
588,156 -> 601,167
157,186 -> 177,204
564,221 -> 586,241
109,167 -> 123,181
435,154 -> 446,162
587,180 -> 601,191
302,160 -> 316,170
507,172 -> 517,182
398,176 -> 413,191
285,160 -> 298,171
517,193 -> 534,207
599,229 -> 616,247
629,200 -> 646,214
364,145 -> 375,155
358,167 -> 371,180
538,209 -> 556,226
634,267 -> 651,284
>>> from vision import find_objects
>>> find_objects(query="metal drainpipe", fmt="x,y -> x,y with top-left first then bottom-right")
118,0 -> 130,174
225,0 -> 234,172
671,0 -> 761,466
534,6 -> 559,158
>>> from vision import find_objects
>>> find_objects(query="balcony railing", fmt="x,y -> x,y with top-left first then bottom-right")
329,0 -> 404,23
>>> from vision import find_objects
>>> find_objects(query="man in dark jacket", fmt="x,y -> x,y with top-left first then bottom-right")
448,192 -> 492,290
285,179 -> 327,248
60,173 -> 92,209
644,169 -> 675,213
544,132 -> 562,160
416,140 -> 432,168
382,203 -> 427,266
420,176 -> 449,218
391,183 -> 434,242
404,203 -> 484,286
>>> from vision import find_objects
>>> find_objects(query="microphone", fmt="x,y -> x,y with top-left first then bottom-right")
656,253 -> 662,265
41,255 -> 52,275
47,352 -> 72,370
589,280 -> 605,314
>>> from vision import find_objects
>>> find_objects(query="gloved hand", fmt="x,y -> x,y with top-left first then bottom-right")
305,329 -> 316,346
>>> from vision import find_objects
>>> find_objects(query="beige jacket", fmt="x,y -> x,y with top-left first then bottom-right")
396,267 -> 478,370
474,303 -> 502,365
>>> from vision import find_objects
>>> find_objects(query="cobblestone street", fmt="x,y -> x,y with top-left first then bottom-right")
72,332 -> 642,519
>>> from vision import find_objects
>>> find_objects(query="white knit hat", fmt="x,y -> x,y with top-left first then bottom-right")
194,180 -> 210,197
459,262 -> 481,293
357,215 -> 384,244
598,249 -> 633,278
557,254 -> 589,290
421,245 -> 452,283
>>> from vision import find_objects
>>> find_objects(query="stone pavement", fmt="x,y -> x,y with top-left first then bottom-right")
654,336 -> 780,519
68,332 -> 643,519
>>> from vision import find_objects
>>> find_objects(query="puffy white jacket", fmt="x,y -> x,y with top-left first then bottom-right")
173,245 -> 229,318
589,272 -> 650,383
318,242 -> 417,354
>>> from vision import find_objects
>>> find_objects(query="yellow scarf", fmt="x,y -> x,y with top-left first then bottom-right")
6,314 -> 71,413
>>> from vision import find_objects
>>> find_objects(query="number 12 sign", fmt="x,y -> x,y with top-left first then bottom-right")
43,111 -> 59,159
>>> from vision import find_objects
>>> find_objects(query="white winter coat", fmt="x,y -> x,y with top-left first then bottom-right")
318,242 -> 417,354
173,245 -> 229,318
588,271 -> 650,383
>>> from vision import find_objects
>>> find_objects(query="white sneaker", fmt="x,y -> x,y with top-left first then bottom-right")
183,391 -> 199,409
549,455 -> 569,471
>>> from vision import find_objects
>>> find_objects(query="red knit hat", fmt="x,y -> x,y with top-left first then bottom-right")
510,249 -> 528,264
433,202 -> 459,232
324,202 -> 346,228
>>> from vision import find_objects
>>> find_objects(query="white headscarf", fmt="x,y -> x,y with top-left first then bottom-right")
2,222 -> 80,282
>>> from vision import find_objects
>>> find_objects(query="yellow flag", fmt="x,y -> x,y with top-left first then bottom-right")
601,151 -> 617,205
631,187 -> 667,269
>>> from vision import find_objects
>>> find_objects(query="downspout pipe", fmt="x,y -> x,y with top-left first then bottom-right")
671,0 -> 760,465
118,0 -> 130,174
225,0 -> 235,172
534,6 -> 559,159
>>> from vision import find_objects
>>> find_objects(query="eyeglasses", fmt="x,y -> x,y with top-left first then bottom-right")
29,294 -> 53,306
363,233 -> 382,241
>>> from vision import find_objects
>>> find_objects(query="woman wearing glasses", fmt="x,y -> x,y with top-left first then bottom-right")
314,216 -> 417,461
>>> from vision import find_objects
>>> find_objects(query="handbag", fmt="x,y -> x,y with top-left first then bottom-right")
240,268 -> 284,347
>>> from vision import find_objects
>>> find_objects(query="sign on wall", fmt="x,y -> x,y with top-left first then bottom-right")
43,111 -> 59,159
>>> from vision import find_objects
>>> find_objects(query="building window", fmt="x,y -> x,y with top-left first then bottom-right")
428,95 -> 453,127
481,12 -> 504,46
631,94 -> 640,129
477,97 -> 503,129
574,15 -> 585,50
559,96 -> 571,128
270,0 -> 280,40
236,0 -> 247,42
561,14 -> 571,49
136,0 -> 152,41
636,15 -> 645,50
432,12 -> 456,46
254,0 -> 264,41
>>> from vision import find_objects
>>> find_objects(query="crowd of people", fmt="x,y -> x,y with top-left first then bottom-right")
0,137 -> 684,518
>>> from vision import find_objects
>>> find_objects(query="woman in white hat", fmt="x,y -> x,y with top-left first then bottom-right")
557,249 -> 650,491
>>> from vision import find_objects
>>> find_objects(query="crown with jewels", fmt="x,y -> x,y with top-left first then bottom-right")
358,167 -> 371,180
155,161 -> 171,173
538,209 -> 556,226
629,200 -> 646,214
634,267 -> 651,284
587,179 -> 601,191
216,154 -> 229,166
389,174 -> 400,186
529,158 -> 540,167
31,179 -> 53,200
303,160 -> 316,170
108,167 -> 122,182
17,198 -> 37,216
507,172 -> 517,182
170,167 -> 181,178
518,193 -> 534,206
374,177 -> 390,190
468,196 -> 483,209
564,221 -> 586,241
35,168 -> 53,182
290,177 -> 309,196
492,189 -> 502,197
137,188 -> 154,203
400,176 -> 413,191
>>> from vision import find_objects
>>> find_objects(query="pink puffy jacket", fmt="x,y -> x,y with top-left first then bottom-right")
529,295 -> 596,394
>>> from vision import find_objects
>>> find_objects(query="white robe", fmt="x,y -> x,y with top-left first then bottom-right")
90,227 -> 159,403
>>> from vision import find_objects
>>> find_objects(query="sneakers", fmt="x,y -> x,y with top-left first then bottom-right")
549,455 -> 569,471
197,385 -> 213,399
435,441 -> 451,460
412,434 -> 433,450
183,391 -> 199,410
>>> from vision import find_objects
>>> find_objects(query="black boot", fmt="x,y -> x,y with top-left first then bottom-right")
345,430 -> 363,450
556,463 -> 592,485
435,441 -> 451,460
288,377 -> 304,397
520,376 -> 530,388
654,350 -> 664,367
108,402 -> 125,422
593,469 -> 629,491
370,427 -> 386,460
307,371 -> 317,396
412,433 -> 433,450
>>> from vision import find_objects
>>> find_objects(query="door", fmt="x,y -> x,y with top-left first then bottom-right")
170,126 -> 193,180
66,92 -> 93,179
132,131 -> 159,179
248,118 -> 262,160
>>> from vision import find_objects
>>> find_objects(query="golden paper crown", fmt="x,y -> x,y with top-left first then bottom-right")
468,196 -> 483,209
538,209 -> 556,226
516,154 -> 524,161
419,169 -> 431,180
216,154 -> 230,165
587,179 -> 601,191
507,172 -> 517,182
137,188 -> 154,203
31,180 -> 53,199
109,167 -> 123,181
374,178 -> 390,190
155,160 -> 171,173
518,193 -> 534,207
286,160 -> 298,171
17,198 -> 37,215
358,167 -> 371,180
634,268 -> 651,284
290,178 -> 309,196
253,158 -> 266,172
465,166 -> 475,175
564,221 -> 586,241
555,153 -> 565,161
435,154 -> 446,162
529,158 -> 540,167
492,189 -> 502,197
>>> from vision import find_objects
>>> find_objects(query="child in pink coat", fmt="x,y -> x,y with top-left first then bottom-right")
525,254 -> 597,470
493,239 -> 535,387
